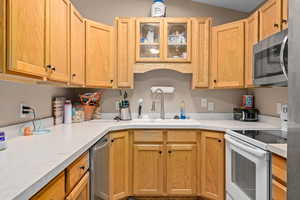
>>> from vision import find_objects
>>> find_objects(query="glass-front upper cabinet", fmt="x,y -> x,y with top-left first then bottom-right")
164,19 -> 191,62
136,18 -> 163,62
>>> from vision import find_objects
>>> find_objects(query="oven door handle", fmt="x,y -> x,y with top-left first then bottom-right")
280,35 -> 288,80
225,135 -> 266,158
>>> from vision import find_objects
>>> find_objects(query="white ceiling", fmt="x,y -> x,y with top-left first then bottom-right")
192,0 -> 266,13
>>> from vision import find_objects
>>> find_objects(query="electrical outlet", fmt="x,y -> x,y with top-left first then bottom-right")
276,103 -> 282,115
20,104 -> 31,118
208,102 -> 215,112
201,98 -> 208,108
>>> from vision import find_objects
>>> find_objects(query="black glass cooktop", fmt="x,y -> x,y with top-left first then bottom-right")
233,130 -> 287,144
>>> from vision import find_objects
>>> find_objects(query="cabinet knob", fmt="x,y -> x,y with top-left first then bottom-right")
274,23 -> 279,28
110,80 -> 114,83
158,150 -> 162,154
218,139 -> 222,143
72,73 -> 76,78
79,166 -> 85,170
51,66 -> 56,71
168,150 -> 172,154
111,139 -> 114,143
282,19 -> 288,24
213,80 -> 217,83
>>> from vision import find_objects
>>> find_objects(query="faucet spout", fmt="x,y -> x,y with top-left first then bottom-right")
154,88 -> 165,119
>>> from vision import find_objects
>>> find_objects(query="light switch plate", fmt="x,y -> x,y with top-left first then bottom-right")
208,102 -> 215,112
201,98 -> 208,108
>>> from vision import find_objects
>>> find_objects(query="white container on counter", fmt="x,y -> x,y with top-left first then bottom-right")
64,100 -> 72,124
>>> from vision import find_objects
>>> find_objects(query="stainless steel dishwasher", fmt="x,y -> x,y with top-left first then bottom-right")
90,135 -> 110,200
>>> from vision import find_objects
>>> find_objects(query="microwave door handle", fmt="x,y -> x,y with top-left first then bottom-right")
225,135 -> 266,157
280,35 -> 288,80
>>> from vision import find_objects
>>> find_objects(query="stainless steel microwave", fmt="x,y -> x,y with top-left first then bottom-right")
253,29 -> 288,86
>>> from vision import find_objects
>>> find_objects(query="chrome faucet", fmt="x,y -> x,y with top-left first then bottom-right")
152,88 -> 165,119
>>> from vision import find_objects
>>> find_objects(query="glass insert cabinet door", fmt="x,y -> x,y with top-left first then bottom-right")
136,19 -> 163,62
164,19 -> 191,62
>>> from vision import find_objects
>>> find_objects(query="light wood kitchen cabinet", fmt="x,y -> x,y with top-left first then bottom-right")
85,20 -> 114,88
66,152 -> 89,193
272,154 -> 287,200
47,0 -> 70,82
115,17 -> 135,88
192,18 -> 211,89
166,144 -> 197,195
163,18 -> 191,62
211,20 -> 245,89
133,144 -> 164,195
109,131 -> 129,200
70,4 -> 85,86
245,11 -> 259,88
0,0 -> 5,73
282,0 -> 288,30
259,0 -> 282,40
201,131 -> 225,200
30,172 -> 65,200
6,0 -> 48,77
136,18 -> 164,62
66,172 -> 89,200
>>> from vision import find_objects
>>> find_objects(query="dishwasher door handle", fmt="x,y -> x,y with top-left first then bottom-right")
225,135 -> 266,158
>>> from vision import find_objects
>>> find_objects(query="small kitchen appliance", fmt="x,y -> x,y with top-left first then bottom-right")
225,129 -> 287,200
118,91 -> 132,121
233,108 -> 259,122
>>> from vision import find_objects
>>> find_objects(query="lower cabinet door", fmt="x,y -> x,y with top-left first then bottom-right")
272,179 -> 287,200
201,131 -> 225,200
109,131 -> 129,200
133,144 -> 164,195
66,172 -> 89,200
166,144 -> 197,195
31,172 -> 65,200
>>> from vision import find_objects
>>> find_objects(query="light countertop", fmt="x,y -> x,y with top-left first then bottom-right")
268,144 -> 287,158
0,119 -> 282,200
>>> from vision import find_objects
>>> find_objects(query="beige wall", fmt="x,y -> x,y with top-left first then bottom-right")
249,88 -> 288,117
70,0 -> 247,26
0,81 -> 73,126
76,70 -> 246,114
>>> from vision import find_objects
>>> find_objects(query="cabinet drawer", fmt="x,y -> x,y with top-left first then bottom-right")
272,154 -> 287,184
134,130 -> 163,142
167,130 -> 197,142
272,179 -> 287,200
31,172 -> 65,200
66,152 -> 89,193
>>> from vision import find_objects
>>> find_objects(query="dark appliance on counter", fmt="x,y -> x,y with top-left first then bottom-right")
233,107 -> 259,122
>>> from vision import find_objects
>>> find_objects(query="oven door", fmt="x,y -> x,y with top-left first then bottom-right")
225,134 -> 270,200
253,30 -> 288,86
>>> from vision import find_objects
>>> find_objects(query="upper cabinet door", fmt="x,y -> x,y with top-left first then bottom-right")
245,11 -> 259,88
166,144 -> 197,195
164,18 -> 191,62
7,0 -> 48,77
259,0 -> 281,40
211,21 -> 245,89
282,0 -> 288,30
70,4 -> 85,86
47,0 -> 70,82
192,18 -> 211,89
85,20 -> 114,88
136,18 -> 164,62
116,17 -> 135,88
